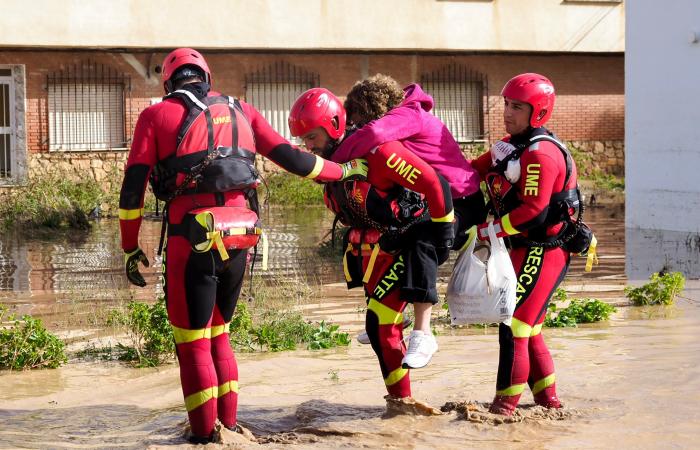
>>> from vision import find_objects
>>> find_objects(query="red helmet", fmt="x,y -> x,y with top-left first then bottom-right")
161,48 -> 211,93
288,88 -> 346,140
501,73 -> 555,128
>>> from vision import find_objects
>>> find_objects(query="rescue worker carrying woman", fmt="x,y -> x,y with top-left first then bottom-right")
118,48 -> 368,444
288,87 -> 454,411
468,73 -> 595,415
331,74 -> 486,368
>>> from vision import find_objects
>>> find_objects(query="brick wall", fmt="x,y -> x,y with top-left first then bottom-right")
0,50 -> 624,184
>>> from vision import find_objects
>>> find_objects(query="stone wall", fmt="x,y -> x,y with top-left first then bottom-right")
27,150 -> 128,188
461,140 -> 625,177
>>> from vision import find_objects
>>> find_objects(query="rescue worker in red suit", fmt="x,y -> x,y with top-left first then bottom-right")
468,73 -> 579,415
118,49 -> 368,443
288,88 -> 454,411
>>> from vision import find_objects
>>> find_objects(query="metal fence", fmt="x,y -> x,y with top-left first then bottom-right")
245,62 -> 319,142
421,63 -> 488,142
47,61 -> 131,151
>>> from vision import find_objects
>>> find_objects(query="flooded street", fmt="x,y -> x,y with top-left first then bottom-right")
1,204 -> 699,449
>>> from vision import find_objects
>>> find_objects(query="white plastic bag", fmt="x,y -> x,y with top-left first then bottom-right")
446,222 -> 517,325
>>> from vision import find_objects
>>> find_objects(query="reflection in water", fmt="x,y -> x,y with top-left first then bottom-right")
0,207 -> 338,328
0,205 -> 627,329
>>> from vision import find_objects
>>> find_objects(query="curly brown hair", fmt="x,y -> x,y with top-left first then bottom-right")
344,74 -> 405,127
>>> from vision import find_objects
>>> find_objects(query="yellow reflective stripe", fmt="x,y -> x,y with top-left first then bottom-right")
195,211 -> 212,229
496,383 -> 526,396
510,317 -> 532,338
211,322 -> 230,338
431,209 -> 454,223
367,298 -> 403,325
172,325 -> 211,344
501,214 -> 519,236
218,380 -> 239,396
584,234 -> 598,272
118,208 -> 144,220
384,367 -> 409,386
305,155 -> 324,179
212,232 -> 229,261
530,323 -> 543,336
362,244 -> 380,283
531,374 -> 555,395
184,386 -> 217,412
342,244 -> 353,282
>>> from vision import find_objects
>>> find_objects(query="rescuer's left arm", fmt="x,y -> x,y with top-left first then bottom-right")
241,102 -> 366,182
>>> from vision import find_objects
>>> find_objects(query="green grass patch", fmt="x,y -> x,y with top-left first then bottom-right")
260,172 -> 324,206
588,170 -> 625,192
104,297 -> 175,367
0,304 -> 67,370
0,174 -> 103,230
88,275 -> 350,366
544,288 -> 616,328
625,272 -> 685,306
230,302 -> 350,352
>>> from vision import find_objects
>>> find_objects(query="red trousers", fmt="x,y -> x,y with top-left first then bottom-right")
495,245 -> 569,406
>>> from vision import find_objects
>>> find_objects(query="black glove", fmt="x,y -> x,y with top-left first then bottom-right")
124,247 -> 150,287
430,220 -> 455,250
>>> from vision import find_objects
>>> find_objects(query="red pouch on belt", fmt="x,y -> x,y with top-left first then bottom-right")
187,206 -> 262,260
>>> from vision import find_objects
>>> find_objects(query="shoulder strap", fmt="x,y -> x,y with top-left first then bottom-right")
528,133 -> 573,192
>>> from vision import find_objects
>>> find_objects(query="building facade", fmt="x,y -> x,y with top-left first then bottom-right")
0,0 -> 625,191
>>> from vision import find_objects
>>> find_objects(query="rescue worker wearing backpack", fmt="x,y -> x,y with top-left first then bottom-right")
118,48 -> 368,444
288,88 -> 454,412
468,73 -> 595,415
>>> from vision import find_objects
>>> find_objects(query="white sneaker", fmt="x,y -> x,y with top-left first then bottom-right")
356,316 -> 413,345
401,330 -> 438,369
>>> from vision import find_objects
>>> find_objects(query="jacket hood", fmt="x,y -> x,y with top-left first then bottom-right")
402,83 -> 434,112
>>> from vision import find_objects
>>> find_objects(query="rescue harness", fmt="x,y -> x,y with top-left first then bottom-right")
489,130 -> 597,270
150,89 -> 267,269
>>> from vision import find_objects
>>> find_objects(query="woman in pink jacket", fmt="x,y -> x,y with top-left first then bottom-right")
333,74 -> 486,369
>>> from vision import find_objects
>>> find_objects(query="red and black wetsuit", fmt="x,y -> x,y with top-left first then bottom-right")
472,127 -> 576,411
329,141 -> 453,398
118,84 -> 345,439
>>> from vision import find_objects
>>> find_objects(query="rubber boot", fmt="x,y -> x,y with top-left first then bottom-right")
489,394 -> 521,416
533,384 -> 562,409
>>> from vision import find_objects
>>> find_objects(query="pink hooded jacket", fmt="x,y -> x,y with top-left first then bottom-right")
330,84 -> 480,198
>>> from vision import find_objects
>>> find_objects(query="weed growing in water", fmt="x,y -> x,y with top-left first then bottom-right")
229,303 -> 350,352
625,271 -> 685,306
328,368 -> 340,382
106,297 -> 175,367
0,174 -> 103,231
0,304 -> 67,370
545,288 -> 616,328
87,275 -> 350,366
259,172 -> 324,206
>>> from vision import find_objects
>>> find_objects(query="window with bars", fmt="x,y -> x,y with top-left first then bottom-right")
47,61 -> 131,151
245,62 -> 319,143
421,64 -> 487,143
0,68 -> 13,178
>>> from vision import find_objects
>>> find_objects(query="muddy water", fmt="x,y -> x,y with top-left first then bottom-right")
1,287 -> 699,449
0,207 -> 337,334
3,204 -> 699,448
